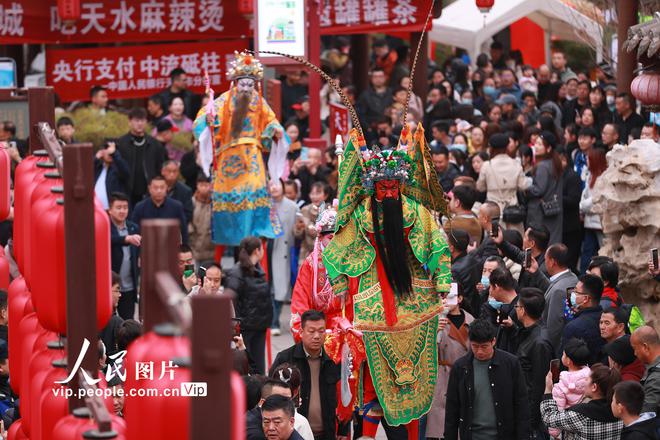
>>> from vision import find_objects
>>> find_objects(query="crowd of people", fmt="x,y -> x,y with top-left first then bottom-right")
0,34 -> 660,440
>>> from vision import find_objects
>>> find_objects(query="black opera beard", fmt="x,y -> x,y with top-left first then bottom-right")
371,195 -> 413,298
230,92 -> 251,138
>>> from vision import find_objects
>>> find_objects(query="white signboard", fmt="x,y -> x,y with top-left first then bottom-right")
256,0 -> 306,62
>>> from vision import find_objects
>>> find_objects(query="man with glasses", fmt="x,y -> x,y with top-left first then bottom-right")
561,274 -> 606,365
270,310 -> 347,440
177,245 -> 196,293
261,394 -> 305,440
444,319 -> 530,440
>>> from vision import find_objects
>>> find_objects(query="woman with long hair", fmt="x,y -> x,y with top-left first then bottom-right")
470,126 -> 487,153
579,148 -> 608,274
542,363 -> 623,440
526,131 -> 564,245
464,151 -> 489,181
224,236 -> 272,374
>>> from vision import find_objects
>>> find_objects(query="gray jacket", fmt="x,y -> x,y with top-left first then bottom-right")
526,159 -> 563,246
642,356 -> 660,413
536,270 -> 579,355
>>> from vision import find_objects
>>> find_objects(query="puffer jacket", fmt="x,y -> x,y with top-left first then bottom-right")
224,263 -> 273,331
579,172 -> 602,230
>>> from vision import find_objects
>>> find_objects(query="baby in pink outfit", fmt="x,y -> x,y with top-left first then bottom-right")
549,338 -> 592,438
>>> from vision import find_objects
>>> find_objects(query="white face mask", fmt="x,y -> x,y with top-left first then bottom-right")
606,96 -> 615,105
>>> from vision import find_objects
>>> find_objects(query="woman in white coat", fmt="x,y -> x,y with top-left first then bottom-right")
578,148 -> 607,274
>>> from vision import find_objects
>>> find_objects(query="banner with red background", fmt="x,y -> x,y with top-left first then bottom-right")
329,102 -> 350,143
319,0 -> 431,35
46,40 -> 248,102
0,0 -> 251,43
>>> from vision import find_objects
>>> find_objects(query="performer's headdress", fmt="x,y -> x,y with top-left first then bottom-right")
228,51 -> 264,81
316,200 -> 339,234
360,148 -> 415,196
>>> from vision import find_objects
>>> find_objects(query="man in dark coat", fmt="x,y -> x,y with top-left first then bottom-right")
444,319 -> 531,440
515,288 -> 554,437
131,175 -> 188,245
157,67 -> 200,120
161,160 -> 193,225
448,229 -> 480,316
116,107 -> 169,207
269,311 -> 348,440
561,274 -> 606,365
108,193 -> 140,320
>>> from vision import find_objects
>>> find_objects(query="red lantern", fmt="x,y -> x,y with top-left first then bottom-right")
238,0 -> 254,14
57,0 -> 80,21
16,312 -> 42,398
33,359 -> 69,440
631,71 -> 660,107
12,150 -> 54,271
476,0 -> 494,13
31,199 -> 112,334
23,337 -> 63,437
8,277 -> 31,395
0,147 -> 10,221
124,327 -> 191,440
0,254 -> 8,290
52,407 -> 126,440
24,176 -> 62,289
7,419 -> 28,439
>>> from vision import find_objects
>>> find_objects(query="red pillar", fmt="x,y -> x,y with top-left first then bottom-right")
303,0 -> 326,149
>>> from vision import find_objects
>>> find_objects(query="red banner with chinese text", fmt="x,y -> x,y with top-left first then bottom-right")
319,0 -> 431,35
329,102 -> 350,143
0,0 -> 251,44
46,40 -> 248,102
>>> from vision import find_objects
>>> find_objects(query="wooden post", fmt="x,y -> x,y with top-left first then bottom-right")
28,88 -> 55,155
62,143 -> 98,411
191,294 -> 234,440
140,219 -> 180,332
266,78 -> 282,122
351,35 -> 370,97
616,0 -> 639,94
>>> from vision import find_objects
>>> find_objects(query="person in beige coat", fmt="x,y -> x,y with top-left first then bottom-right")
476,133 -> 531,234
188,175 -> 215,265
426,290 -> 474,439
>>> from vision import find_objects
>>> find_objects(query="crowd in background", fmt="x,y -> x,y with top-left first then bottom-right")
0,35 -> 660,440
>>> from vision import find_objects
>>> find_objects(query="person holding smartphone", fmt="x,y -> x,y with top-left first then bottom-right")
484,267 -> 521,354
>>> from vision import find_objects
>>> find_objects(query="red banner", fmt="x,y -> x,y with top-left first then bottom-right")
319,0 -> 431,35
329,102 -> 350,144
0,0 -> 251,44
46,40 -> 248,102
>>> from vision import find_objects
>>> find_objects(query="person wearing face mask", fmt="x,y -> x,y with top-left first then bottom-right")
482,267 -> 521,354
448,230 -> 480,317
562,274 -> 606,365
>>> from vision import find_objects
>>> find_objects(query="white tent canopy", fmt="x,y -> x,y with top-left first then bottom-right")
429,0 -> 603,65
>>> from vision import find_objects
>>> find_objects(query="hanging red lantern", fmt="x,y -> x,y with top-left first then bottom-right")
0,147 -> 10,221
32,359 -> 69,439
631,71 -> 660,108
16,312 -> 42,398
7,419 -> 28,439
476,0 -> 494,13
124,326 -> 191,440
13,151 -> 51,272
52,407 -> 126,440
238,0 -> 254,14
31,199 -> 112,334
0,253 -> 8,290
23,337 -> 63,437
8,277 -> 31,395
57,0 -> 80,21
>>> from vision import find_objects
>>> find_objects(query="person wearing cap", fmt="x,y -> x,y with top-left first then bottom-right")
476,133 -> 530,233
287,96 -> 309,140
604,335 -> 646,382
526,131 -> 563,245
497,94 -> 520,123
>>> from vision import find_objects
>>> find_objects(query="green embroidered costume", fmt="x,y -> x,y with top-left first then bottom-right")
322,125 -> 451,426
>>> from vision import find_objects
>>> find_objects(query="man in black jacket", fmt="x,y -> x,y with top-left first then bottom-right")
108,193 -> 140,320
246,379 -> 295,440
444,319 -> 531,440
157,67 -> 200,120
448,229 -> 479,316
161,160 -> 193,225
269,310 -> 347,440
116,107 -> 169,207
514,288 -> 554,437
131,175 -> 188,245
483,267 -> 521,354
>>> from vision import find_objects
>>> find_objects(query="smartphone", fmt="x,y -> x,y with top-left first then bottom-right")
231,318 -> 242,337
550,359 -> 561,383
300,146 -> 309,162
183,264 -> 195,278
652,248 -> 659,270
197,266 -> 207,286
490,219 -> 499,238
524,248 -> 532,269
497,308 -> 506,325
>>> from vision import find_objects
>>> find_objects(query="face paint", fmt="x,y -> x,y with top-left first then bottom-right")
236,78 -> 255,95
375,180 -> 400,202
